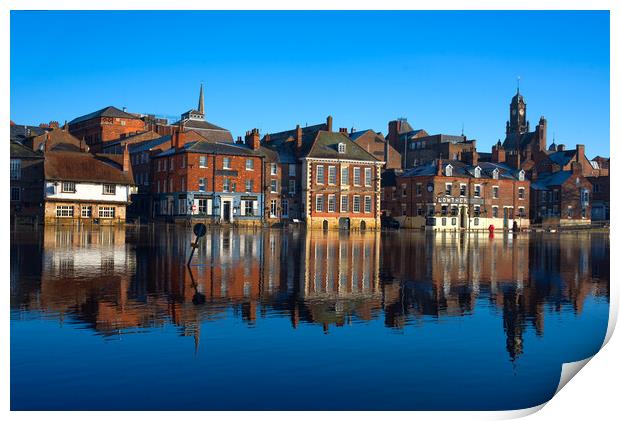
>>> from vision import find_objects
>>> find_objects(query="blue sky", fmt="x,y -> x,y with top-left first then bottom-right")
10,10 -> 610,157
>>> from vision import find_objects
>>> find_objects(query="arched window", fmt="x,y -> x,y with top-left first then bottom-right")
445,164 -> 453,177
474,166 -> 481,178
492,168 -> 499,180
518,170 -> 525,181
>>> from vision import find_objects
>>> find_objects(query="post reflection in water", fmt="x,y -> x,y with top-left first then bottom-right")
10,226 -> 610,410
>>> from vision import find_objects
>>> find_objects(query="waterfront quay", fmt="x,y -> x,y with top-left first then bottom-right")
11,86 -> 609,231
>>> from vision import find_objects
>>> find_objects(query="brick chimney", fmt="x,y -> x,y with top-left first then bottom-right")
326,115 -> 333,132
557,144 -> 565,152
123,144 -> 130,172
506,151 -> 521,169
296,124 -> 303,150
245,128 -> 261,150
436,158 -> 443,176
576,144 -> 586,163
571,160 -> 583,175
491,141 -> 506,163
339,127 -> 348,135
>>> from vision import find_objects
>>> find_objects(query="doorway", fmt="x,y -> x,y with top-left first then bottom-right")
223,201 -> 231,222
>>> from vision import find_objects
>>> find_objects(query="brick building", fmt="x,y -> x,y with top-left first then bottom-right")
349,129 -> 401,170
530,166 -> 593,225
385,160 -> 530,231
150,133 -> 266,225
10,140 -> 45,224
587,175 -> 609,221
386,118 -> 477,169
68,106 -> 146,151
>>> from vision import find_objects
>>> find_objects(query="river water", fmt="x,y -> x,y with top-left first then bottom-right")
10,226 -> 609,410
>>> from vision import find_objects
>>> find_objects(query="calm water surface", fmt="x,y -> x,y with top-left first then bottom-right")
10,226 -> 609,410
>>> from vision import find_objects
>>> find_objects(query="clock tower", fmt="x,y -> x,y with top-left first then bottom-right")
506,86 -> 528,136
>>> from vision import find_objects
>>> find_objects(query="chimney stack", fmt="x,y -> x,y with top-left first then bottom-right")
506,151 -> 521,169
436,158 -> 443,176
492,141 -> 506,163
296,124 -> 303,150
123,144 -> 130,172
576,144 -> 586,163
326,115 -> 333,132
245,128 -> 261,150
557,144 -> 565,152
339,127 -> 348,135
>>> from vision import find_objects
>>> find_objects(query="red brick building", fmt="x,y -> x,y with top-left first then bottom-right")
68,106 -> 146,151
349,128 -> 401,170
385,160 -> 530,231
150,132 -> 267,225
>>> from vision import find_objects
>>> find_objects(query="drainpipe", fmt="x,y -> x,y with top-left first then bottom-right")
261,156 -> 266,225
212,153 -> 216,223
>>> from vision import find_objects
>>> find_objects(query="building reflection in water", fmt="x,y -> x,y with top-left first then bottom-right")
10,226 -> 609,362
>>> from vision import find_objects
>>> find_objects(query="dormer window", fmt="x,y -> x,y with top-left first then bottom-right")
518,170 -> 525,182
337,143 -> 346,154
474,166 -> 481,178
492,168 -> 499,180
445,164 -> 453,177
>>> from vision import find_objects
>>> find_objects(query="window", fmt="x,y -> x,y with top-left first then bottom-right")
270,200 -> 278,217
281,199 -> 289,217
493,186 -> 499,199
582,189 -> 590,204
474,167 -> 481,178
288,179 -> 296,195
460,184 -> 466,197
416,183 -> 422,196
198,198 -> 208,214
364,168 -> 372,187
99,206 -> 115,218
441,205 -> 448,216
199,156 -> 207,168
445,183 -> 452,196
270,179 -> 278,193
11,187 -> 20,201
518,207 -> 526,217
270,163 -> 277,175
245,179 -> 253,192
316,195 -> 324,212
288,164 -> 296,177
474,184 -> 481,198
103,184 -> 116,195
401,203 -> 407,216
328,195 -> 336,212
518,187 -> 525,200
328,166 -> 337,185
353,167 -> 361,185
198,178 -> 206,192
162,159 -> 167,171
353,195 -> 361,213
62,182 -> 76,193
341,167 -> 349,185
56,205 -> 73,217
338,143 -> 346,154
246,159 -> 254,170
417,205 -> 424,216
340,195 -> 349,212
10,159 -> 21,180
223,178 -> 231,192
244,200 -> 254,216
223,157 -> 232,169
451,206 -> 458,216
474,205 -> 481,217
445,165 -> 453,177
492,207 -> 499,218
81,206 -> 92,218
553,189 -> 560,202
315,165 -> 325,184
567,206 -> 573,218
364,196 -> 372,213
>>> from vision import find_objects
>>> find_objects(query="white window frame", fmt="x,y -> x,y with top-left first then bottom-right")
270,179 -> 278,193
315,195 -> 324,212
492,186 -> 499,199
364,196 -> 372,213
56,205 -> 73,217
103,184 -> 116,195
353,167 -> 361,186
328,166 -> 337,185
199,156 -> 207,168
99,206 -> 115,218
341,167 -> 349,185
340,195 -> 349,213
474,184 -> 481,198
518,187 -> 525,200
364,168 -> 372,187
223,157 -> 232,170
246,159 -> 254,170
353,195 -> 361,213
316,165 -> 325,184
62,181 -> 76,193
328,194 -> 336,212
81,206 -> 92,218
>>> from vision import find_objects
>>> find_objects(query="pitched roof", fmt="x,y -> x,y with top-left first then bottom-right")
304,131 -> 379,162
69,106 -> 141,125
155,140 -> 266,158
10,124 -> 48,143
265,123 -> 327,145
172,119 -> 233,142
44,151 -> 134,185
548,149 -> 577,166
10,140 -> 44,159
128,135 -> 172,153
531,171 -> 573,190
349,129 -> 372,141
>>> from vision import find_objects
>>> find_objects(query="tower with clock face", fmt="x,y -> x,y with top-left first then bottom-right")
506,87 -> 528,135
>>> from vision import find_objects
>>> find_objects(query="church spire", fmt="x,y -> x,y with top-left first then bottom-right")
198,83 -> 204,114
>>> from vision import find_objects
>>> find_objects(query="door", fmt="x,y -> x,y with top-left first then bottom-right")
503,207 -> 508,229
223,201 -> 231,222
